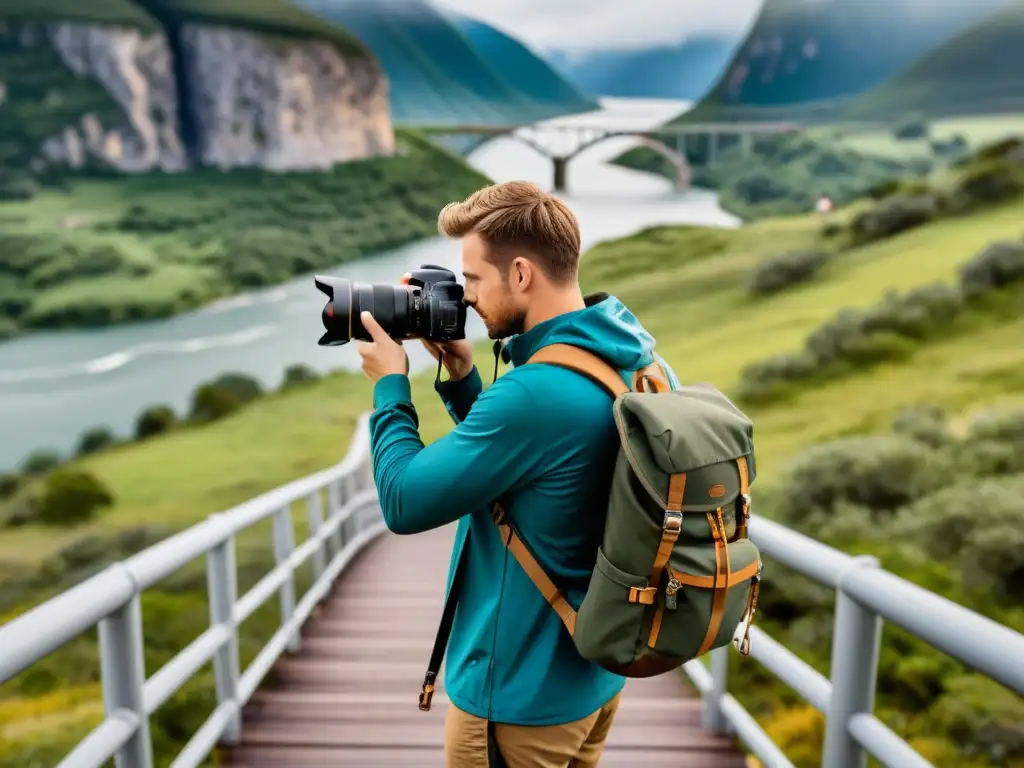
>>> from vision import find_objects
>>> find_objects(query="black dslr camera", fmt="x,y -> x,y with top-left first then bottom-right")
314,264 -> 467,346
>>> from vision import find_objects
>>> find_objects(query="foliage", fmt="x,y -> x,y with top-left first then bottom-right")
74,428 -> 116,457
613,132 -> 928,221
35,469 -> 114,526
747,250 -> 831,296
0,131 -> 490,338
135,405 -> 179,441
20,451 -> 60,475
280,364 -> 320,389
738,232 -> 1024,404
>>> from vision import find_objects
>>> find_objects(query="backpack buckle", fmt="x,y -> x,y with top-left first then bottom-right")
662,510 -> 682,533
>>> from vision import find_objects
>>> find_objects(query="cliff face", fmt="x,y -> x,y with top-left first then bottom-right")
180,26 -> 393,171
42,21 -> 186,172
2,17 -> 393,176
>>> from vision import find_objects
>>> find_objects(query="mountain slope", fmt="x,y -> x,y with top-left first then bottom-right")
841,0 -> 1024,121
450,14 -> 597,115
542,36 -> 738,101
678,0 -> 1013,124
293,0 -> 584,126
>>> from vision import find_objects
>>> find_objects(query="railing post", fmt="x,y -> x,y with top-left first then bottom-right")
701,646 -> 731,732
98,592 -> 153,768
341,473 -> 358,542
327,480 -> 344,555
306,490 -> 326,585
206,531 -> 241,744
272,504 -> 300,652
822,555 -> 883,768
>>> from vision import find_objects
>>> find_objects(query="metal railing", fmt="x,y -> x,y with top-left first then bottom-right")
3,409 -> 1024,768
0,414 -> 385,768
683,516 -> 1024,768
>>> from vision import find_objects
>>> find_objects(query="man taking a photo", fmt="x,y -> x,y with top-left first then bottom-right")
356,180 -> 680,767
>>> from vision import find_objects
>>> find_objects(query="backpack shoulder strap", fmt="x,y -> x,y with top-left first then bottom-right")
489,343 -> 648,637
525,343 -> 631,397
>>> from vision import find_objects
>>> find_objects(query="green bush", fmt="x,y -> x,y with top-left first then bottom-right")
0,472 -> 22,500
958,240 -> 1024,300
21,450 -> 61,475
210,372 -> 263,404
778,435 -> 952,528
950,160 -> 1024,212
891,405 -> 953,449
280,364 -> 320,390
739,281 -> 966,402
893,118 -> 929,141
35,468 -> 114,526
894,475 -> 1024,596
747,251 -> 831,296
849,194 -> 941,246
933,674 -> 1024,763
134,405 -> 178,440
188,384 -> 243,423
75,426 -> 116,456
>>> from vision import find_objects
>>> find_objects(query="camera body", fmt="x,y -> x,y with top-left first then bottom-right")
315,264 -> 467,346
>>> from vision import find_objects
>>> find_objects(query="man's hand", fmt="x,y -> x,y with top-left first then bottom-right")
400,273 -> 474,381
357,311 -> 409,383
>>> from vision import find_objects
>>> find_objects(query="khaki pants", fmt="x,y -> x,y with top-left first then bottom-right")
444,691 -> 622,768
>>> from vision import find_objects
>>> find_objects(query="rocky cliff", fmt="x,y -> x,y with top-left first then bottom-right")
1,16 -> 394,176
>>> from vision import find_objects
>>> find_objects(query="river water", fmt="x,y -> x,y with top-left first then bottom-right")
0,98 -> 739,470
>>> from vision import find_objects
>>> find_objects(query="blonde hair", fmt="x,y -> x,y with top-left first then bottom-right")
437,180 -> 581,284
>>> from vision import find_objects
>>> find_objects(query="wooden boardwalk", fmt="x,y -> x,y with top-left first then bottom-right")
224,525 -> 747,767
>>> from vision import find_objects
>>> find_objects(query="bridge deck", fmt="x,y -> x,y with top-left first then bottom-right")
223,525 -> 747,767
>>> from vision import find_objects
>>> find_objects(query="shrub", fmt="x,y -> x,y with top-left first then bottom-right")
189,384 -> 243,423
76,426 -> 116,456
894,475 -> 1024,596
21,450 -> 61,475
950,160 -> 1024,211
35,468 -> 114,525
933,674 -> 1024,763
849,194 -> 940,246
958,240 -> 1024,300
779,435 -> 952,527
891,405 -> 953,449
135,405 -> 178,440
210,372 -> 263,403
736,352 -> 817,402
747,250 -> 830,296
893,118 -> 929,141
0,473 -> 22,500
280,364 -> 319,390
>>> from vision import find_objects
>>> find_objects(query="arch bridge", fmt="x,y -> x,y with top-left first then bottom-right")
418,121 -> 802,193
1,415 -> 1022,767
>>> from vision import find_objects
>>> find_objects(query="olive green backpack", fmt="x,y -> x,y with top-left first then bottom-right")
492,343 -> 763,677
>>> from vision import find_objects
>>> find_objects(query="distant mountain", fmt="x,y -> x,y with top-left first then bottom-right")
541,36 -> 738,101
677,0 -> 1014,124
842,0 -> 1024,121
449,14 -> 598,115
293,0 -> 593,126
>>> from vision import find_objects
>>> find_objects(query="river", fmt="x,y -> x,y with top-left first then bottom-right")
0,98 -> 739,471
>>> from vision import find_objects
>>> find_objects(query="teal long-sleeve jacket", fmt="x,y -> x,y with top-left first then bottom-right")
368,294 -> 680,726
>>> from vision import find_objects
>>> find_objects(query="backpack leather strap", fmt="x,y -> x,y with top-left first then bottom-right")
487,344 -> 632,636
492,502 -> 577,635
525,343 -> 631,397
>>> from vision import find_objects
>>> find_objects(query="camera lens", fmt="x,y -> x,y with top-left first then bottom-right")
315,275 -> 416,346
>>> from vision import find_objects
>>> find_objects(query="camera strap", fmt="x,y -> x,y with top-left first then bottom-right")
419,523 -> 470,712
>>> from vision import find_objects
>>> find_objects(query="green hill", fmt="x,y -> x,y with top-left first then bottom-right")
841,0 -> 1024,122
1,160 -> 1023,766
676,0 -> 1011,125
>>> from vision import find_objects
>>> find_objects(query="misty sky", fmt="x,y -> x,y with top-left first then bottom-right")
433,0 -> 766,52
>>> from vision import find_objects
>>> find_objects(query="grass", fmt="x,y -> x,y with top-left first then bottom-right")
2,197 -> 1023,767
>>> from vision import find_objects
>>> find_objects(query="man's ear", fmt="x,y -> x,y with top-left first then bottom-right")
512,257 -> 532,291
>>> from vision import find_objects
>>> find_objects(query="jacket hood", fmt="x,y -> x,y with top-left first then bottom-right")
502,293 -> 658,372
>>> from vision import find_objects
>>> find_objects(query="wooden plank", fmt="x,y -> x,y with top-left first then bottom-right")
222,527 -> 746,766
